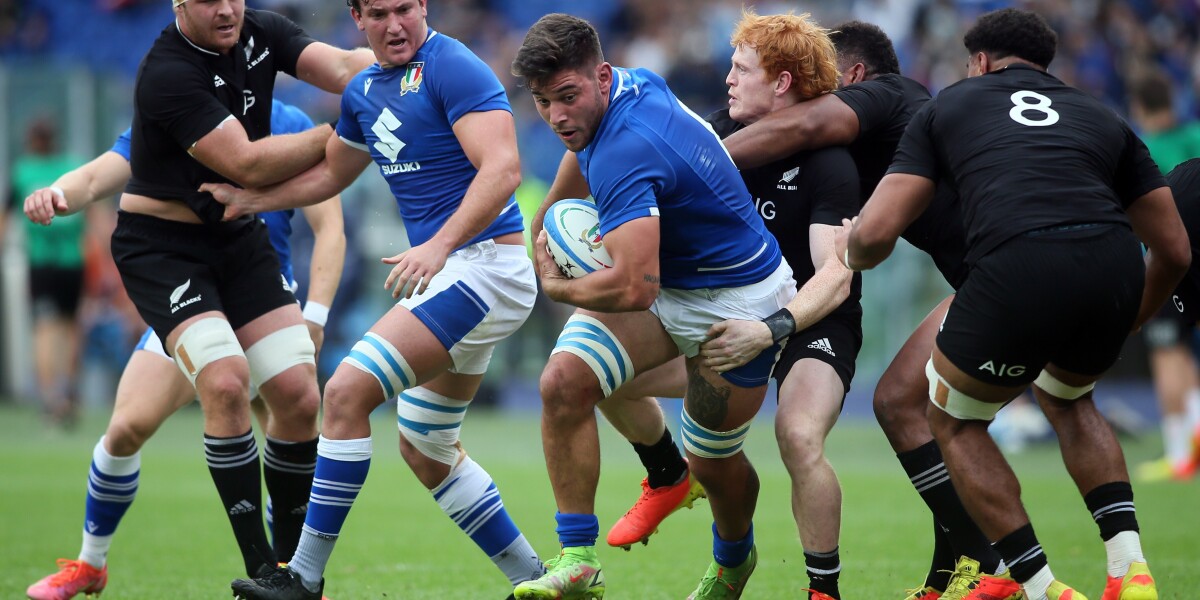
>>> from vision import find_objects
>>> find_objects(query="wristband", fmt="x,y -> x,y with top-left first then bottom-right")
302,301 -> 329,327
762,308 -> 796,344
49,186 -> 66,202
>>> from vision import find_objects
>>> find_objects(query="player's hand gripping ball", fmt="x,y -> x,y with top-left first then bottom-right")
542,199 -> 613,278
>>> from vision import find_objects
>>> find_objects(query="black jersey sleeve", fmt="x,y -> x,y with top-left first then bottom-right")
253,10 -> 316,77
804,147 -> 861,226
832,78 -> 900,139
705,108 -> 740,139
887,101 -> 939,181
1114,124 -> 1168,206
136,58 -> 232,151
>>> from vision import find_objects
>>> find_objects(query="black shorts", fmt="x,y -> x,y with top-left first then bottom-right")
938,224 -> 1143,387
111,211 -> 295,347
29,266 -> 84,319
1144,302 -> 1195,349
773,314 -> 862,396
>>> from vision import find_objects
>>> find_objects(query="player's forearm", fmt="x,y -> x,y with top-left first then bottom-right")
248,159 -> 349,214
1135,250 -> 1191,329
429,163 -> 521,252
545,269 -> 658,313
53,153 -> 130,214
783,261 -> 853,332
239,125 -> 333,188
533,153 -> 589,241
306,219 -> 346,309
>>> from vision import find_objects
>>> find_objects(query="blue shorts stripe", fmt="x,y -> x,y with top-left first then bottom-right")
135,328 -> 155,351
561,322 -> 628,382
556,340 -> 616,392
361,335 -> 411,389
399,391 -> 468,414
398,414 -> 462,435
348,350 -> 395,399
411,283 -> 490,351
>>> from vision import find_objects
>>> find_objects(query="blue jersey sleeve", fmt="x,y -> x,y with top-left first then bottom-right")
335,76 -> 369,148
430,44 -> 510,125
589,131 -> 665,235
111,128 -> 132,161
270,100 -> 316,136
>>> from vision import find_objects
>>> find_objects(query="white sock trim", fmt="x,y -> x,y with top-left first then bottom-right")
316,436 -> 372,461
1104,530 -> 1145,578
1022,564 -> 1055,600
94,437 -> 140,476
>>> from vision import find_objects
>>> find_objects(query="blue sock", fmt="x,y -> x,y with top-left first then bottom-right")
713,522 -> 754,567
434,456 -> 543,584
79,438 -> 139,568
555,512 -> 599,548
289,436 -> 372,590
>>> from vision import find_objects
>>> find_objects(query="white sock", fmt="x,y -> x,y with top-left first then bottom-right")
994,559 -> 1009,576
1187,388 -> 1200,431
1163,414 -> 1191,465
79,534 -> 113,570
1104,530 -> 1145,578
1022,564 -> 1055,600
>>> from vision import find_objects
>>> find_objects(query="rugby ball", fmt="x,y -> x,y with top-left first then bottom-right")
543,199 -> 613,278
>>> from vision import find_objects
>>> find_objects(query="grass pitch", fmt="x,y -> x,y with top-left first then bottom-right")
2,401 -> 1197,599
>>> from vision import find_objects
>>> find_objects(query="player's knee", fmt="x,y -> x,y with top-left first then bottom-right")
244,324 -> 315,391
105,419 -> 152,456
172,318 -> 244,388
198,367 -> 251,409
321,377 -> 366,424
775,422 -> 824,472
261,371 -> 320,424
539,356 -> 601,418
549,314 -> 634,398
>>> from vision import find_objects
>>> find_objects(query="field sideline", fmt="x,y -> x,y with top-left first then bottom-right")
2,401 -> 1196,599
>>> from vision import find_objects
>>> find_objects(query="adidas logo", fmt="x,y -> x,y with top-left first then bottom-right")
290,503 -> 308,516
807,337 -> 835,356
228,500 -> 257,515
214,75 -> 226,88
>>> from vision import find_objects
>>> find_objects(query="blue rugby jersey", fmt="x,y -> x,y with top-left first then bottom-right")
335,30 -> 523,251
575,67 -> 781,290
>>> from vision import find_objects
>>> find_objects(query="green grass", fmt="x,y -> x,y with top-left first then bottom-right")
2,402 -> 1196,599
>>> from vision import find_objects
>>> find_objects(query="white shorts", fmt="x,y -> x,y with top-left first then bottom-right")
650,260 -> 795,387
399,240 -> 537,375
135,327 -> 172,361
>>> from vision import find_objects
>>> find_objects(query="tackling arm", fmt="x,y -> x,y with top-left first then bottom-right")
843,173 -> 935,270
294,44 -> 377,94
1127,185 -> 1191,329
190,118 -> 335,189
530,151 -> 590,242
721,93 -> 860,169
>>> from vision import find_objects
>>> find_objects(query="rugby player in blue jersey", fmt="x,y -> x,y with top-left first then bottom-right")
510,13 -> 797,600
24,101 -> 345,600
209,1 -> 544,598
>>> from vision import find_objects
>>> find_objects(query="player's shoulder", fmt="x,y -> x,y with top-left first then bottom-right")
241,8 -> 295,35
1168,158 -> 1200,191
420,31 -> 485,69
704,108 -> 740,139
269,100 -> 314,135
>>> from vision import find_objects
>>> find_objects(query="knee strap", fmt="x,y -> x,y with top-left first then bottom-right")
343,332 -> 416,400
244,324 -> 315,389
551,315 -> 634,397
397,386 -> 469,466
173,318 -> 244,386
680,406 -> 751,459
926,358 -> 1004,421
1033,369 -> 1095,400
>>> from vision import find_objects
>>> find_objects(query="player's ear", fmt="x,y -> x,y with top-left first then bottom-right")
597,62 -> 613,94
774,70 -> 793,97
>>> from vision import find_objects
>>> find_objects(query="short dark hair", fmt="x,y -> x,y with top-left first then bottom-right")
963,8 -> 1057,69
511,13 -> 604,89
830,21 -> 899,77
1130,70 -> 1173,113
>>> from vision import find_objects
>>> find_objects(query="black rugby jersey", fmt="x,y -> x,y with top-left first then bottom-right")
126,10 -> 315,223
890,64 -> 1166,266
709,109 -> 863,322
1167,159 -> 1200,322
832,74 -> 968,288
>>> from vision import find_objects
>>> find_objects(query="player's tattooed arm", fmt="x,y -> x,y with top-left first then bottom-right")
685,363 -> 732,430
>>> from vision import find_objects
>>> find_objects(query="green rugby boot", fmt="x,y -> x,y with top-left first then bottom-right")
687,545 -> 758,599
513,546 -> 605,600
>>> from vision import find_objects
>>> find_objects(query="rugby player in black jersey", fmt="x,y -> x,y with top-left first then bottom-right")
111,0 -> 371,583
721,20 -> 1005,599
699,12 -> 860,599
841,9 -> 1189,600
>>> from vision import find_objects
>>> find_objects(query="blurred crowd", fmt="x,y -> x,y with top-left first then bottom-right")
2,0 -> 1198,416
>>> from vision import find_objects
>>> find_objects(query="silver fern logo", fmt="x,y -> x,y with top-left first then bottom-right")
169,279 -> 202,314
780,167 -> 800,183
170,280 -> 191,305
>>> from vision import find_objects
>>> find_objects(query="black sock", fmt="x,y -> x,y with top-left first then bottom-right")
993,523 -> 1047,584
897,440 -> 1003,573
1084,481 -> 1139,541
263,436 -> 317,563
804,547 -> 841,599
632,427 -> 688,489
204,431 -> 276,576
925,520 -> 954,591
